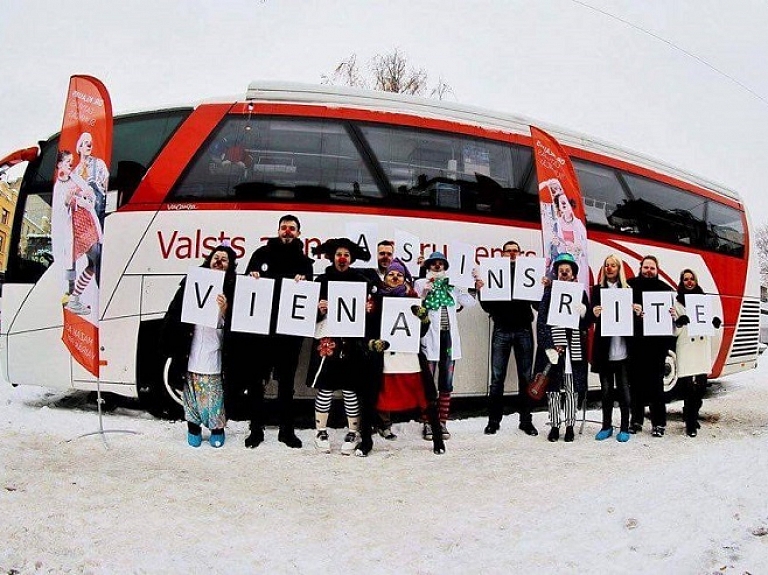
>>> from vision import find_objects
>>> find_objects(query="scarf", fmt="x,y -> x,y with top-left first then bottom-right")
424,277 -> 455,310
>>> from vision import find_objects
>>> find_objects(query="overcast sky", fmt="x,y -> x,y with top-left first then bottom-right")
3,0 -> 768,226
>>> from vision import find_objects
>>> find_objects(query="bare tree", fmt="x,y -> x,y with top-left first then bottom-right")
756,223 -> 768,295
323,49 -> 452,99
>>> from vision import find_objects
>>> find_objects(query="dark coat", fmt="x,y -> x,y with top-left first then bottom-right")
627,275 -> 676,361
306,265 -> 373,391
534,284 -> 589,393
478,261 -> 535,331
587,283 -> 631,373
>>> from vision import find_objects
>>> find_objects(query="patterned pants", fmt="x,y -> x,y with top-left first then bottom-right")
547,373 -> 577,428
183,372 -> 226,430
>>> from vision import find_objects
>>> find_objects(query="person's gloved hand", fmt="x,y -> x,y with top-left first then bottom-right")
368,339 -> 390,353
712,316 -> 722,329
675,314 -> 690,327
545,348 -> 559,365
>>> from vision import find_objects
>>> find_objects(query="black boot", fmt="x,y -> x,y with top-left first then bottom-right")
548,427 -> 560,442
244,426 -> 264,448
484,420 -> 500,435
278,426 -> 302,449
564,426 -> 575,442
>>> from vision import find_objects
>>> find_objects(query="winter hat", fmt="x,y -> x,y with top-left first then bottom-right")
552,252 -> 578,276
387,259 -> 412,283
424,251 -> 449,270
312,238 -> 371,263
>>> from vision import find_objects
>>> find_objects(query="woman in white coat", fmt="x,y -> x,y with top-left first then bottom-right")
414,251 -> 476,439
672,269 -> 722,437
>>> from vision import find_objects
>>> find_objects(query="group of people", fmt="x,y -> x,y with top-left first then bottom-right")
161,214 -> 720,456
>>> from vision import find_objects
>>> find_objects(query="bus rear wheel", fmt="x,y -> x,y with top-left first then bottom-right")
137,319 -> 184,420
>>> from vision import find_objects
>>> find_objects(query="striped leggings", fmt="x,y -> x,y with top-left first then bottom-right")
314,389 -> 360,418
547,373 -> 577,428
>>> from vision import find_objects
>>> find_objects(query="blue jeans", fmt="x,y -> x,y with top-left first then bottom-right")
488,325 -> 534,424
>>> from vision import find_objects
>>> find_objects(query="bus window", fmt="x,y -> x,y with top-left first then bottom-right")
358,124 -> 537,220
706,200 -> 745,256
573,160 -> 630,231
172,116 -> 380,203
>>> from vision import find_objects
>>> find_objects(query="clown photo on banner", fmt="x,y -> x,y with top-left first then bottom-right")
51,75 -> 113,377
531,126 -> 589,293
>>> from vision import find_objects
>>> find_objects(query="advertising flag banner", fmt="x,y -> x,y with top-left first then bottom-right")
531,126 -> 589,291
52,76 -> 112,377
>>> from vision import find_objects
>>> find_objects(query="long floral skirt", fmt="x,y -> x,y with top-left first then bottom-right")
183,372 -> 226,430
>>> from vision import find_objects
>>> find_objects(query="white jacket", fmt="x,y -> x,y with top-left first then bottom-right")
674,301 -> 718,378
414,278 -> 476,361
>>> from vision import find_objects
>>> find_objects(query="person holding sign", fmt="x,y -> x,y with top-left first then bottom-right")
235,215 -> 314,450
534,253 -> 589,443
161,243 -> 238,448
474,240 -> 539,437
359,260 -> 445,456
588,255 -> 632,442
415,251 -> 476,441
627,255 -> 675,437
308,238 -> 373,455
672,269 -> 722,437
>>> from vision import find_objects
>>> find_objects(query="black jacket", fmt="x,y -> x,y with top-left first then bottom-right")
478,262 -> 535,331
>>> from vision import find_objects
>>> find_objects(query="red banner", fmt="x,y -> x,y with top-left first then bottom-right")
52,76 -> 112,376
531,126 -> 589,290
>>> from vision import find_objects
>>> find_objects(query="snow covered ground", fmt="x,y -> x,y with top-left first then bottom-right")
2,357 -> 768,575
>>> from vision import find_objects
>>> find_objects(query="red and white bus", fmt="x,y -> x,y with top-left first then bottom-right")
1,81 -> 759,417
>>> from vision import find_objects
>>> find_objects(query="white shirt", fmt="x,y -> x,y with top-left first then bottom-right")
187,325 -> 223,374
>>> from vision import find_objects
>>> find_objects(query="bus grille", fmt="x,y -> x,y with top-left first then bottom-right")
728,298 -> 760,361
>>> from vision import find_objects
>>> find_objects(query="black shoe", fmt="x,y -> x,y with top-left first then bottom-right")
484,421 -> 500,435
519,422 -> 539,436
244,428 -> 264,449
548,427 -> 560,442
686,429 -> 697,437
651,426 -> 665,437
278,429 -> 303,449
564,426 -> 575,442
629,423 -> 642,434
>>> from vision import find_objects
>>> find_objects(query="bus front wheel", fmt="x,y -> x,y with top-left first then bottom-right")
137,320 -> 184,420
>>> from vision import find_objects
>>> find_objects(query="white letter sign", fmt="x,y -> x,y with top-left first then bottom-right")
230,275 -> 275,334
381,297 -> 421,353
599,288 -> 634,337
345,221 -> 378,267
479,257 -> 511,301
513,257 -> 546,302
642,291 -> 674,336
181,266 -> 224,328
326,281 -> 368,337
448,242 -> 476,289
276,280 -> 321,337
547,281 -> 583,329
394,229 -> 420,277
685,294 -> 715,337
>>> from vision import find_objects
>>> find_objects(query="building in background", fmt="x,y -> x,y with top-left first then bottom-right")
0,177 -> 20,272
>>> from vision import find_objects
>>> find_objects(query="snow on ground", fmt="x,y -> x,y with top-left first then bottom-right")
2,357 -> 768,575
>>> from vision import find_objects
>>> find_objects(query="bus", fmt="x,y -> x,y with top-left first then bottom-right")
0,81 -> 759,418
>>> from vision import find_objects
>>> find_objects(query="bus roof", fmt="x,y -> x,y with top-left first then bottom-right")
243,80 -> 741,205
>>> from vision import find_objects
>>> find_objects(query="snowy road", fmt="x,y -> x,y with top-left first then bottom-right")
1,360 -> 767,574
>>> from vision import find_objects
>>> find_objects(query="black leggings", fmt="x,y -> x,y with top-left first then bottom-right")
599,360 -> 630,432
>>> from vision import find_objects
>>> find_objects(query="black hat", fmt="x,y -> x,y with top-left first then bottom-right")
312,238 -> 371,263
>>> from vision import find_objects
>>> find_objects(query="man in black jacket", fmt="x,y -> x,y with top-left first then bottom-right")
627,255 -> 675,437
475,241 -> 538,437
237,215 -> 314,449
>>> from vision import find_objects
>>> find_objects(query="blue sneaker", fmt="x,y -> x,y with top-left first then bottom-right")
595,428 -> 613,441
210,431 -> 225,448
616,431 -> 630,443
187,432 -> 202,448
